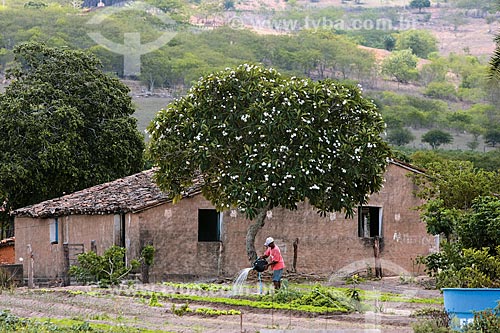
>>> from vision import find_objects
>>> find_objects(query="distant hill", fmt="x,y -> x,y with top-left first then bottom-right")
82,0 -> 126,7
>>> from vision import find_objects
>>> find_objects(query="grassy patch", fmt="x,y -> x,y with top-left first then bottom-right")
360,290 -> 443,305
194,307 -> 241,316
160,281 -> 231,292
0,310 -> 171,333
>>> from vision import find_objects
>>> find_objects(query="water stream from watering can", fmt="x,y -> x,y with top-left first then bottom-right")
232,267 -> 253,296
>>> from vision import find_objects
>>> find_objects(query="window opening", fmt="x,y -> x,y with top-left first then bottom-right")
198,209 -> 221,242
358,206 -> 382,238
50,218 -> 59,244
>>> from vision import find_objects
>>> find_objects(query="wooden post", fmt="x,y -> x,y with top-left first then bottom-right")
63,244 -> 70,286
374,236 -> 382,278
27,244 -> 34,288
292,238 -> 299,273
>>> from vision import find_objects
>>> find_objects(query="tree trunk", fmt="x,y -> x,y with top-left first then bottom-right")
245,206 -> 269,264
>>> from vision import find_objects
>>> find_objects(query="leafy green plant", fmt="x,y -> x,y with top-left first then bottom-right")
287,285 -> 359,312
161,281 -> 231,292
463,304 -> 500,332
263,285 -> 303,304
420,244 -> 500,288
171,303 -> 191,316
412,320 -> 452,333
149,292 -> 163,307
69,245 -> 140,287
139,289 -> 352,314
0,310 -> 156,332
345,274 -> 363,301
194,307 -> 241,316
141,245 -> 156,267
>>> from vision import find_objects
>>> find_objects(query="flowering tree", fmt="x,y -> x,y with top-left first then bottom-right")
147,64 -> 391,261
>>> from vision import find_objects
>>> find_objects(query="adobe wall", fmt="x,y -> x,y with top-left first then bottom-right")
135,195 -> 223,281
221,164 -> 435,279
141,164 -> 434,281
14,214 -> 118,282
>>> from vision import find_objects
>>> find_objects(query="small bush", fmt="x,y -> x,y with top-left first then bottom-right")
463,305 -> 500,332
411,307 -> 451,333
149,292 -> 163,307
420,244 -> 500,289
171,303 -> 191,316
412,320 -> 452,333
141,245 -> 155,267
69,245 -> 140,287
423,82 -> 457,100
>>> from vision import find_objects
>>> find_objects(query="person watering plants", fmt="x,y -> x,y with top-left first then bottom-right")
259,237 -> 285,290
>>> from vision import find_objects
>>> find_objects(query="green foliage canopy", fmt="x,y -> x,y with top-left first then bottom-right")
413,160 -> 498,210
386,127 -> 415,146
381,49 -> 418,83
0,43 -> 145,212
485,127 -> 500,147
147,64 -> 391,260
459,196 -> 500,251
147,64 -> 390,218
409,0 -> 431,12
395,29 -> 438,59
421,129 -> 453,149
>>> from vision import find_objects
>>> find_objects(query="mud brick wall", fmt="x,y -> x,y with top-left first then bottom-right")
221,163 -> 435,279
142,163 -> 434,281
135,195 -> 224,281
15,214 -> 123,283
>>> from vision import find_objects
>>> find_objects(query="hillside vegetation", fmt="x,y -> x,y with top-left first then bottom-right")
0,0 -> 499,158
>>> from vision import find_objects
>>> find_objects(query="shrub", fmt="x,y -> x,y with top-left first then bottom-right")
171,303 -> 191,316
69,245 -> 140,287
141,245 -> 156,266
423,82 -> 457,100
412,320 -> 452,333
420,244 -> 500,288
411,307 -> 451,333
463,304 -> 500,332
149,292 -> 163,307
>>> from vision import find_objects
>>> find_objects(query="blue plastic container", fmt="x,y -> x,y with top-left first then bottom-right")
442,288 -> 500,329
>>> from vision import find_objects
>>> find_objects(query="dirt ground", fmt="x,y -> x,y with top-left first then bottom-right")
0,276 -> 442,333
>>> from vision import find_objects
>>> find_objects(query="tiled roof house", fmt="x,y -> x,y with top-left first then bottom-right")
13,160 -> 435,285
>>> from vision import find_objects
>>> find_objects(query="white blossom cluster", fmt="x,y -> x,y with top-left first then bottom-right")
147,64 -> 388,212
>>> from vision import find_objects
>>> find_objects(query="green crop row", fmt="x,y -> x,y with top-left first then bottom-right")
0,310 -> 170,333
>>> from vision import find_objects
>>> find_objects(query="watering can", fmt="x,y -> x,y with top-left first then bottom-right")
252,258 -> 268,272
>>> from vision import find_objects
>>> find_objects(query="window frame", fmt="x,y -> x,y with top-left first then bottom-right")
197,209 -> 222,242
50,218 -> 59,244
358,206 -> 383,238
